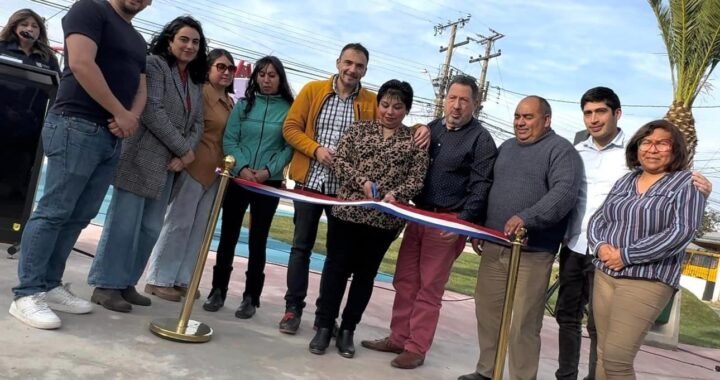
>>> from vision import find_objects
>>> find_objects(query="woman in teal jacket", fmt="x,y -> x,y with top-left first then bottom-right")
203,56 -> 294,317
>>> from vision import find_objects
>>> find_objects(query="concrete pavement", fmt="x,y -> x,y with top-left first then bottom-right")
1,225 -> 719,379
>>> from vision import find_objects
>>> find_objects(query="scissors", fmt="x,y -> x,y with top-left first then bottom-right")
371,182 -> 379,199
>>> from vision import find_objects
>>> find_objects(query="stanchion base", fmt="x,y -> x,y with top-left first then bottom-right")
149,318 -> 213,343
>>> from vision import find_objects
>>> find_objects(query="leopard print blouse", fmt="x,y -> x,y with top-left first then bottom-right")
331,120 -> 428,230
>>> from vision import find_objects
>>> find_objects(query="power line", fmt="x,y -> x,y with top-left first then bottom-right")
29,0 -> 439,109
493,86 -> 720,109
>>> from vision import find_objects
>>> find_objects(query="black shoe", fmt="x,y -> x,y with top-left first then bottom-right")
122,286 -> 151,306
309,327 -> 332,355
457,372 -> 491,380
279,308 -> 301,334
336,329 -> 355,358
313,320 -> 339,338
91,288 -> 132,313
203,288 -> 226,312
235,296 -> 256,319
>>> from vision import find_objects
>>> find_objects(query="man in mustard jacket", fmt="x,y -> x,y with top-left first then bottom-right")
279,43 -> 376,334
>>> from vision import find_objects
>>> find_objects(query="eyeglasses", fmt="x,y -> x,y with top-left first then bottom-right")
638,139 -> 672,152
212,63 -> 236,73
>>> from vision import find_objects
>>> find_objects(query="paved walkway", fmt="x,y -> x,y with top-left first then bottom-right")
1,225 -> 719,379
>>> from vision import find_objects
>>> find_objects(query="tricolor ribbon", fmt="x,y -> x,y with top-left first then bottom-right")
231,178 -> 510,245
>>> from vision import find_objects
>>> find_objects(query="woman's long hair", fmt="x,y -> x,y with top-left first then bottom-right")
244,56 -> 294,115
207,48 -> 235,94
148,16 -> 208,84
0,9 -> 55,62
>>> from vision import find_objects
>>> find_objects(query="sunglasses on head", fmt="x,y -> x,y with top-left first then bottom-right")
213,63 -> 236,73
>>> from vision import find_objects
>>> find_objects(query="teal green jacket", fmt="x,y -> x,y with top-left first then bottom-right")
223,94 -> 293,179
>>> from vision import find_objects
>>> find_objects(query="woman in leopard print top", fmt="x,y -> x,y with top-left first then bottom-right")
309,80 -> 428,358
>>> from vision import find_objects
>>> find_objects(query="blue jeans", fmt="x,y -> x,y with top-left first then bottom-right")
13,113 -> 119,298
283,200 -> 333,313
87,173 -> 174,289
145,171 -> 218,288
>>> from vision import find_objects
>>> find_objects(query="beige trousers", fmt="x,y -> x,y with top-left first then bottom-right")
593,270 -> 674,380
474,242 -> 555,380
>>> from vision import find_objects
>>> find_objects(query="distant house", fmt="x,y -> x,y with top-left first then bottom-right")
681,232 -> 720,302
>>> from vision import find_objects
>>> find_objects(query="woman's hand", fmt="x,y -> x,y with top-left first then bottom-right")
382,192 -> 396,202
180,150 -> 195,166
362,181 -> 375,199
239,167 -> 257,182
599,244 -> 625,271
253,169 -> 270,184
167,157 -> 184,172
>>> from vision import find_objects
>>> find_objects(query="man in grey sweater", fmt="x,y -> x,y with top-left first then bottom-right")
459,96 -> 583,380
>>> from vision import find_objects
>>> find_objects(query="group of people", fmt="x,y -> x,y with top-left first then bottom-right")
2,1 -> 711,380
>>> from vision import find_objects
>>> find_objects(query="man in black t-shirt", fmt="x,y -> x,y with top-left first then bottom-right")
10,0 -> 151,330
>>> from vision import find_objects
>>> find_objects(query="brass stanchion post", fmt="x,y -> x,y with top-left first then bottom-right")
492,228 -> 526,380
149,156 -> 236,343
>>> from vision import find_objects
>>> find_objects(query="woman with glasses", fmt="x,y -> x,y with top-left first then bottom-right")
203,56 -> 294,319
87,16 -> 207,312
143,49 -> 236,301
587,120 -> 705,379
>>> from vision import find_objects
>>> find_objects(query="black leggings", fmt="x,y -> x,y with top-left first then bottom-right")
214,180 -> 280,305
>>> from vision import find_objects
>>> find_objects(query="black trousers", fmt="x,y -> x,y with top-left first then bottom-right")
555,246 -> 597,380
283,200 -> 334,313
315,217 -> 398,331
213,180 -> 280,306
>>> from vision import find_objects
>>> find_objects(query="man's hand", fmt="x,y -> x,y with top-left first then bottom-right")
315,146 -> 335,167
239,167 -> 257,182
413,124 -> 430,150
471,238 -> 482,255
504,215 -> 525,238
252,169 -> 270,184
111,109 -> 139,137
180,150 -> 195,166
692,171 -> 712,198
439,231 -> 459,242
167,157 -> 184,172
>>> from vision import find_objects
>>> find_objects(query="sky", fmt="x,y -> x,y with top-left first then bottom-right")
2,0 -> 720,207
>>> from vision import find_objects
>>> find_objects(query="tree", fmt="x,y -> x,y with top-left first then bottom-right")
698,208 -> 720,237
648,0 -> 720,164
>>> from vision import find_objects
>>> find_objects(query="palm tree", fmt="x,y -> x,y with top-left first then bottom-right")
648,0 -> 720,164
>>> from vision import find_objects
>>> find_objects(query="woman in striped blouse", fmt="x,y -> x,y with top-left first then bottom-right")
587,120 -> 705,380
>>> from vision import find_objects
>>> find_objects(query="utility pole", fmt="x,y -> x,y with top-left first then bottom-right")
469,29 -> 504,115
433,15 -> 471,119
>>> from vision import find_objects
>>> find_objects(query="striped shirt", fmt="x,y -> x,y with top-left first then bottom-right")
587,170 -> 705,288
305,77 -> 359,194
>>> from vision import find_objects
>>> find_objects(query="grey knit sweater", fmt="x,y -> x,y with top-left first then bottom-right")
485,130 -> 583,252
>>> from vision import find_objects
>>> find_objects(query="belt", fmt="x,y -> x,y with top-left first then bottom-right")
51,111 -> 109,127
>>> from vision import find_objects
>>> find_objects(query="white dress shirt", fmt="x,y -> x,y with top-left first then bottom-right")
566,130 -> 628,254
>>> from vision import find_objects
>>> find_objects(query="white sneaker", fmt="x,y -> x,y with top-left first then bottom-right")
9,293 -> 62,329
46,283 -> 93,314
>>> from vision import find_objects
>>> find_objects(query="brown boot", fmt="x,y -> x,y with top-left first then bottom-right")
144,284 -> 182,302
391,350 -> 425,369
174,286 -> 200,300
361,337 -> 403,354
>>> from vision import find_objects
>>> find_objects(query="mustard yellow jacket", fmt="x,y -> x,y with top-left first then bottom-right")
282,75 -> 377,183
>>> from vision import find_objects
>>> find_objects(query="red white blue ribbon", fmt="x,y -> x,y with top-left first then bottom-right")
232,178 -> 510,245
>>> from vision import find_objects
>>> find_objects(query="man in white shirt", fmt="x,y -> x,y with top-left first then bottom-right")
556,87 -> 712,380
556,87 -> 624,380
